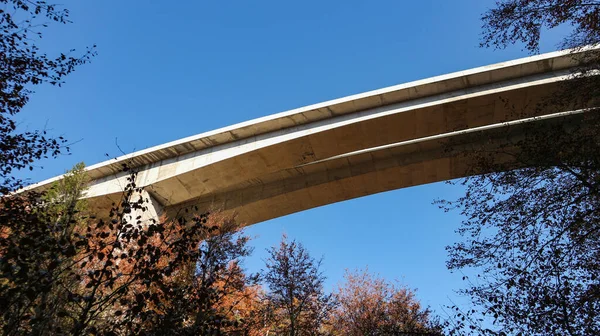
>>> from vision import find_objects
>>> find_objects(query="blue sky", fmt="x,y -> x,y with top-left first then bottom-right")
19,0 -> 568,317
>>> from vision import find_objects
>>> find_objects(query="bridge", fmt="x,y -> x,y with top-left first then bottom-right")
29,48 -> 599,225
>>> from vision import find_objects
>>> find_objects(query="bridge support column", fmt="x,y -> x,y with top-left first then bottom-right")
125,190 -> 164,226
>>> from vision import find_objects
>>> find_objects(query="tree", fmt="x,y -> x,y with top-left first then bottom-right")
0,2 -> 96,330
0,161 -> 265,335
328,268 -> 443,336
439,1 -> 600,335
0,1 -> 273,335
138,211 -> 262,336
440,118 -> 600,335
0,2 -> 266,330
480,0 -> 600,52
0,163 -> 89,335
0,0 -> 94,194
263,235 -> 336,336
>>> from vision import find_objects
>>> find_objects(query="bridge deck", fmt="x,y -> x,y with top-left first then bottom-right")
26,48 -> 600,226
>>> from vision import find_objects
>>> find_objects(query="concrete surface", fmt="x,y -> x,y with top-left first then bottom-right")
27,48 -> 600,226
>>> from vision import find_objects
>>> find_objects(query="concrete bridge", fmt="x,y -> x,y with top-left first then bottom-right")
29,48 -> 599,225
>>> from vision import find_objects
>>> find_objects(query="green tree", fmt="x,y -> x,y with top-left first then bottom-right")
41,162 -> 88,237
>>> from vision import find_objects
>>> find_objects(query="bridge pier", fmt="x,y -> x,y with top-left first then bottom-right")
125,190 -> 164,226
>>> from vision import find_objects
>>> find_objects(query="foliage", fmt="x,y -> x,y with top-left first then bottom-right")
138,211 -> 261,335
440,115 -> 600,335
0,163 -> 89,335
481,0 -> 600,52
0,163 -> 263,335
263,235 -> 336,336
0,0 -> 94,194
328,268 -> 443,336
0,1 -> 446,336
40,162 -> 88,230
440,2 -> 600,334
213,262 -> 268,336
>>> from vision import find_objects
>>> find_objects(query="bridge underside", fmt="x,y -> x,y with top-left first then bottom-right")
87,79 -> 595,226
26,49 -> 600,226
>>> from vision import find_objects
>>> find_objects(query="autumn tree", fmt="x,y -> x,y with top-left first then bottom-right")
0,166 -> 163,335
0,163 -> 90,335
328,268 -> 443,336
0,1 -> 271,335
0,2 -> 95,329
0,2 -> 264,331
439,1 -> 600,335
138,211 -> 262,335
212,263 -> 268,335
263,235 -> 336,336
0,161 -> 267,335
